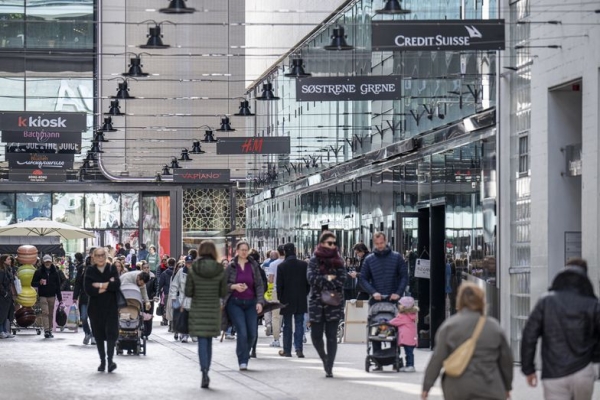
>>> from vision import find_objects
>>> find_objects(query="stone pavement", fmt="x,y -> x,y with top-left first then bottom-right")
0,320 -> 599,400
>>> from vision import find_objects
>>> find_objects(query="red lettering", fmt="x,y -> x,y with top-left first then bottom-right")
241,139 -> 253,153
18,117 -> 27,127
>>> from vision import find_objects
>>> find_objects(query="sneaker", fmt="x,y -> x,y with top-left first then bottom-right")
296,350 -> 305,358
239,363 -> 248,371
401,366 -> 416,373
192,336 -> 198,343
0,332 -> 8,339
269,339 -> 280,347
5,333 -> 14,338
181,335 -> 188,343
48,332 -> 54,339
278,350 -> 292,357
90,337 -> 96,345
83,334 -> 90,345
225,334 -> 236,340
44,331 -> 50,339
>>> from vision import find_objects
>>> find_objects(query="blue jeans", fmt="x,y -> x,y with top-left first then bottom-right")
282,313 -> 305,353
79,303 -> 91,336
197,337 -> 212,371
226,297 -> 257,365
403,345 -> 415,367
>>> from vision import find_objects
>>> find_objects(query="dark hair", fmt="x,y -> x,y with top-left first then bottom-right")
236,241 -> 250,250
249,249 -> 260,263
125,243 -> 131,249
566,257 -> 588,273
188,249 -> 198,259
283,243 -> 296,257
138,272 -> 150,283
353,243 -> 369,253
167,257 -> 176,267
319,231 -> 336,244
0,254 -> 12,271
88,247 -> 96,256
277,244 -> 285,256
140,243 -> 146,250
74,252 -> 84,262
198,241 -> 218,261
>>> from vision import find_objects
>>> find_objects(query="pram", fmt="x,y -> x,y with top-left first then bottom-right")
365,300 -> 402,372
116,283 -> 147,356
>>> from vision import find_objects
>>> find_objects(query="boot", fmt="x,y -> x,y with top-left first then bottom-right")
97,360 -> 106,372
201,370 -> 210,389
168,321 -> 173,333
108,360 -> 117,373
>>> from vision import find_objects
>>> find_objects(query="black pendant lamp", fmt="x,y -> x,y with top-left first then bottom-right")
216,116 -> 235,132
155,173 -> 162,182
90,140 -> 104,153
202,129 -> 217,143
140,25 -> 170,49
324,26 -> 354,51
94,131 -> 108,143
256,83 -> 280,100
162,165 -> 171,175
112,80 -> 135,100
160,0 -> 196,14
179,148 -> 192,161
234,100 -> 254,116
376,0 -> 411,14
122,55 -> 149,77
170,157 -> 181,169
104,100 -> 123,116
98,117 -> 117,132
190,141 -> 205,154
284,58 -> 311,78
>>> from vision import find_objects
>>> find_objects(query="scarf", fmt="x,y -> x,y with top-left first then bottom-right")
314,245 -> 344,274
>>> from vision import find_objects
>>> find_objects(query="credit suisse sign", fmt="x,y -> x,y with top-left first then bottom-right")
372,20 -> 505,51
173,169 -> 231,183
0,111 -> 87,132
296,76 -> 401,102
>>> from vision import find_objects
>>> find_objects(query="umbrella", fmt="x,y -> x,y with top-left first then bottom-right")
0,218 -> 95,240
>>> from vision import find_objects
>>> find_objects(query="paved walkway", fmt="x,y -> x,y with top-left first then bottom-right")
1,320 -> 599,399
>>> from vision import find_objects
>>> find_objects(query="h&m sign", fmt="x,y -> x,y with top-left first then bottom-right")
217,137 -> 290,155
372,19 -> 505,51
296,76 -> 401,102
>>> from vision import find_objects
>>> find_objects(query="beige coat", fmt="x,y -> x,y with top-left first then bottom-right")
423,309 -> 513,400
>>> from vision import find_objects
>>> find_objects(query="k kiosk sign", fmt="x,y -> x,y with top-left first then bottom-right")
372,20 -> 505,52
0,112 -> 87,132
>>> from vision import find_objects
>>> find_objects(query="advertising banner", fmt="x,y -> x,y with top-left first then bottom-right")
296,76 -> 402,102
172,169 -> 231,183
0,111 -> 87,132
9,168 -> 67,183
217,137 -> 290,155
372,19 -> 506,51
53,291 -> 77,332
2,130 -> 82,144
7,153 -> 74,169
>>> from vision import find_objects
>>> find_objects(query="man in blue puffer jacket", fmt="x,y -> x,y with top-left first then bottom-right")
360,231 -> 408,304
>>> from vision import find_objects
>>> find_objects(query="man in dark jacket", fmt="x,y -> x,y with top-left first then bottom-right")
73,252 -> 94,345
158,258 -> 175,329
277,243 -> 310,358
521,258 -> 600,399
31,254 -> 63,338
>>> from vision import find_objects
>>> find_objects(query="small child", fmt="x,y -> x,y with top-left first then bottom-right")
389,296 -> 419,372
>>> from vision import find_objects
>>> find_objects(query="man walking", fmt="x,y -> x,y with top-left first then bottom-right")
73,252 -> 94,345
267,245 -> 285,348
521,258 -> 600,400
31,255 -> 63,338
277,243 -> 310,358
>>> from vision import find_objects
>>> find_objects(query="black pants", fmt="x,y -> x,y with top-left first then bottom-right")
310,320 -> 339,370
96,340 -> 116,363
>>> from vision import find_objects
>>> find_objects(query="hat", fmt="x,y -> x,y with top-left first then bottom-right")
185,255 -> 194,263
43,255 -> 52,262
399,296 -> 415,309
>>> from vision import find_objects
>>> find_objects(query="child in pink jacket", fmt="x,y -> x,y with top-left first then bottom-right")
389,296 -> 419,372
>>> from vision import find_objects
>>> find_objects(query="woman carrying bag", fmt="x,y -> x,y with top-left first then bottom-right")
421,282 -> 513,399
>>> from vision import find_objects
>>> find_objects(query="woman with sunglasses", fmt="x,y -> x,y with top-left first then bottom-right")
308,231 -> 346,378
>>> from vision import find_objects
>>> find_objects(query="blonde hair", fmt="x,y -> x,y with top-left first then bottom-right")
456,282 -> 486,315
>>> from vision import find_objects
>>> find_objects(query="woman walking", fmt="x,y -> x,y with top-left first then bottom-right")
421,282 -> 513,399
352,243 -> 370,300
308,231 -> 346,378
185,241 -> 227,389
224,241 -> 264,371
84,247 -> 121,373
0,255 -> 15,339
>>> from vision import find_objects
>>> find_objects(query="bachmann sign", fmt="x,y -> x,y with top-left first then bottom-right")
9,169 -> 66,183
6,153 -> 74,169
296,76 -> 401,102
0,112 -> 87,132
372,20 -> 505,51
1,130 -> 82,144
217,137 -> 290,155
173,169 -> 231,183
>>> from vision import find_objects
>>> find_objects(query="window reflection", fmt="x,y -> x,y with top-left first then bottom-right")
85,193 -> 120,229
121,193 -> 139,228
52,193 -> 83,227
0,193 -> 15,227
16,193 -> 51,221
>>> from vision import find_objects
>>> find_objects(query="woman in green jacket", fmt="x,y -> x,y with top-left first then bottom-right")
184,240 -> 227,389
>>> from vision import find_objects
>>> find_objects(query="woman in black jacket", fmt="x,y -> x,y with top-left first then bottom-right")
352,243 -> 370,300
84,247 -> 121,373
73,252 -> 94,345
308,231 -> 346,378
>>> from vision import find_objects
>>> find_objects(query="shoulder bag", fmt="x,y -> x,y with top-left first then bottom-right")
321,289 -> 342,306
111,265 -> 127,308
443,316 -> 486,378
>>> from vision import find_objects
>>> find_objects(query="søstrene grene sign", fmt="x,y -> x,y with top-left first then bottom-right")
296,76 -> 401,102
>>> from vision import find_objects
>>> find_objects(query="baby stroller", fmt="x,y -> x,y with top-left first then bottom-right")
116,283 -> 147,356
365,300 -> 402,372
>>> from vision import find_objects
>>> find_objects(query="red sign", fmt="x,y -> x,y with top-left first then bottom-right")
172,169 -> 231,183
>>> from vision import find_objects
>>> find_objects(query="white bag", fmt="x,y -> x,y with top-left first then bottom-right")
13,277 -> 22,295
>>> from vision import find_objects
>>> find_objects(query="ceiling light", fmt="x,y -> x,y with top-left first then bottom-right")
139,23 -> 171,49
90,140 -> 104,153
202,129 -> 217,143
155,173 -> 162,182
216,116 -> 235,131
284,58 -> 311,78
122,54 -> 149,77
162,165 -> 171,175
234,100 -> 254,116
112,79 -> 135,100
98,116 -> 117,132
376,0 -> 411,14
178,148 -> 192,161
159,0 -> 196,14
256,83 -> 280,100
104,100 -> 124,116
190,141 -> 205,154
94,131 -> 108,142
324,26 -> 354,51
170,157 -> 181,169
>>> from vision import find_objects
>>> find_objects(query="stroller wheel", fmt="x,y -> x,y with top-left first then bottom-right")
36,329 -> 41,335
365,358 -> 371,373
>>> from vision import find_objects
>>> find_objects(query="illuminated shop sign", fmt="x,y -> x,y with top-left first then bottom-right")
9,169 -> 66,183
1,130 -> 82,144
6,153 -> 74,169
6,142 -> 81,154
217,137 -> 290,155
0,112 -> 87,132
173,169 -> 231,183
372,20 -> 505,51
296,76 -> 401,101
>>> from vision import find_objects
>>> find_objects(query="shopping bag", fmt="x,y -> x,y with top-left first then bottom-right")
176,309 -> 189,334
66,304 -> 79,330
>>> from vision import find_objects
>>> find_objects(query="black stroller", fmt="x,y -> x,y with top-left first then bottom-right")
116,283 -> 147,356
365,300 -> 402,372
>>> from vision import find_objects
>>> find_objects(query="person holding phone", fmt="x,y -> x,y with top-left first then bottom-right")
31,254 -> 63,339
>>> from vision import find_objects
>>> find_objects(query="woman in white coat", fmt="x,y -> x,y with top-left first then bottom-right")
169,255 -> 193,342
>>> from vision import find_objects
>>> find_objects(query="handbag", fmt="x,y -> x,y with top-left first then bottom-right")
321,289 -> 342,306
175,308 -> 189,334
443,316 -> 486,378
55,303 -> 68,327
13,277 -> 22,295
156,303 -> 164,316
